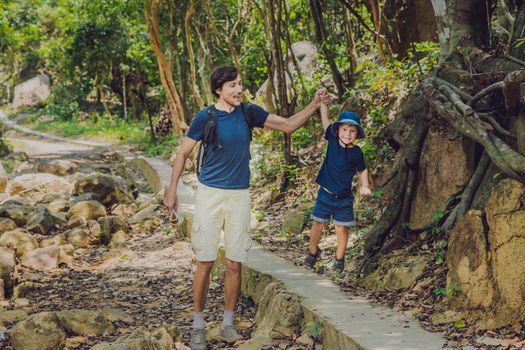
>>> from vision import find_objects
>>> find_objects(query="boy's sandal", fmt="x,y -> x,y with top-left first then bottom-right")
304,247 -> 321,269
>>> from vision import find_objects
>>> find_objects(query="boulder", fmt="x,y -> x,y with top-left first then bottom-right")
68,200 -> 106,220
65,228 -> 91,248
447,179 -> 525,329
25,208 -> 54,235
69,192 -> 100,205
108,230 -> 128,249
0,309 -> 29,325
38,193 -> 69,205
256,41 -> 318,100
40,234 -> 67,247
92,327 -> 174,350
0,218 -> 17,234
46,198 -> 69,213
447,210 -> 494,309
64,215 -> 86,230
111,203 -> 138,218
0,163 -> 7,193
0,229 -> 38,257
9,311 -> 66,350
361,252 -> 430,290
36,159 -> 79,176
0,247 -> 15,288
7,173 -> 71,197
0,203 -> 29,226
281,208 -> 307,235
12,74 -> 51,109
73,173 -> 136,206
409,130 -> 473,228
21,245 -> 73,270
57,310 -> 114,336
129,204 -> 159,224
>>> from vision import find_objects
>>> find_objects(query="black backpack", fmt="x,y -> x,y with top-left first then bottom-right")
196,102 -> 255,175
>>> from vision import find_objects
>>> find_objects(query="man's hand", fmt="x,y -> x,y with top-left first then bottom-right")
359,187 -> 372,197
314,88 -> 330,105
164,189 -> 178,213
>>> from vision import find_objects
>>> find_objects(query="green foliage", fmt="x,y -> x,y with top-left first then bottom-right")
305,319 -> 322,339
433,283 -> 461,297
435,240 -> 448,264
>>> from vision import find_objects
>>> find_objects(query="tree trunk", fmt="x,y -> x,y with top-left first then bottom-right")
144,0 -> 188,132
309,0 -> 346,97
184,0 -> 205,110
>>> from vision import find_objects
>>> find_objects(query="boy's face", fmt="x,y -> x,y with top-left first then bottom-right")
338,124 -> 359,144
216,74 -> 243,107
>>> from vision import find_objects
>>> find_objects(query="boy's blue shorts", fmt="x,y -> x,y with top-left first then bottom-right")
311,187 -> 355,227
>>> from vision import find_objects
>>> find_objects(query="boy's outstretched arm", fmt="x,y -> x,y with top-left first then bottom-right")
358,169 -> 372,196
264,88 -> 330,133
320,103 -> 330,131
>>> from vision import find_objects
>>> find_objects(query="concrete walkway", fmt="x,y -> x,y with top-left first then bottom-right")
129,156 -> 447,350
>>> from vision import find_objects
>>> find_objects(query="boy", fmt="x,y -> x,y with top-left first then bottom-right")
304,103 -> 371,273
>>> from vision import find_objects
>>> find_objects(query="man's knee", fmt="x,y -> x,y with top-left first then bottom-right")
196,260 -> 215,274
225,259 -> 242,275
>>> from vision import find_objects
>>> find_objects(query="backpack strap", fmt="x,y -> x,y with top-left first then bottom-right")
196,105 -> 220,176
241,102 -> 255,141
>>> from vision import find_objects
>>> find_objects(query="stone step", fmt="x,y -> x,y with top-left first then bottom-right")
129,156 -> 447,350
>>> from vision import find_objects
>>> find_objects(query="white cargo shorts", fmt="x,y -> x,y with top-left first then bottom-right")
191,183 -> 252,262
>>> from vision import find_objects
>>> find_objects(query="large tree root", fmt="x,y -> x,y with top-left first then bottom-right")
421,78 -> 525,183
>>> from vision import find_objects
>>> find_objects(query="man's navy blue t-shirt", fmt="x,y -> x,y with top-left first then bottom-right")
315,124 -> 366,197
187,104 -> 269,189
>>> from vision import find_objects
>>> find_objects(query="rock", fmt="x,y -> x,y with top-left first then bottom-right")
38,193 -> 69,205
409,129 -> 472,228
256,41 -> 318,100
112,203 -> 138,218
0,203 -> 28,226
41,234 -> 67,247
12,74 -> 51,109
13,282 -> 40,298
108,230 -> 128,249
447,179 -> 525,329
0,229 -> 38,257
0,218 -> 17,234
0,247 -> 15,288
21,246 -> 72,270
65,215 -> 86,229
281,208 -> 307,235
91,327 -> 174,350
97,216 -> 129,245
7,173 -> 71,197
65,228 -> 91,248
99,308 -> 132,323
46,198 -> 69,213
73,173 -> 136,206
36,159 -> 79,176
476,336 -> 502,346
447,210 -> 494,309
486,179 -> 525,319
57,310 -> 115,336
361,252 -> 430,290
0,279 -> 3,300
0,309 -> 29,325
9,311 -> 66,350
25,208 -> 54,235
68,200 -> 107,220
430,310 -> 461,325
0,164 -> 7,193
129,204 -> 159,224
296,332 -> 314,347
253,281 -> 302,339
14,298 -> 30,307
69,192 -> 100,205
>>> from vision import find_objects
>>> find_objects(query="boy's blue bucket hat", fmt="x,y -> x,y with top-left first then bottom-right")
332,111 -> 365,139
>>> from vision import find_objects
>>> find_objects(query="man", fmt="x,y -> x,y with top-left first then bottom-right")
164,65 -> 329,349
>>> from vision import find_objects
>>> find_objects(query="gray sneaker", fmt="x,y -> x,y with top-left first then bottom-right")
218,325 -> 243,343
189,328 -> 206,350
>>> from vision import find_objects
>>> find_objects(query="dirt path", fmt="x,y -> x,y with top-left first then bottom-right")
1,135 -> 286,350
